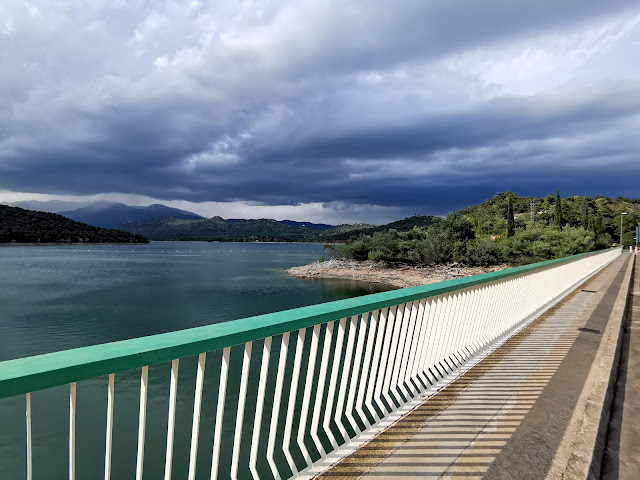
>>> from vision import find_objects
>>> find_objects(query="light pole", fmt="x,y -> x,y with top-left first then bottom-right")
620,212 -> 627,248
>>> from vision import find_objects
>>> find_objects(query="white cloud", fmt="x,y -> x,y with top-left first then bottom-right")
443,11 -> 640,98
181,133 -> 250,171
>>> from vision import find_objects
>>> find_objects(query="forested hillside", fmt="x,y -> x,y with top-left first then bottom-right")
334,192 -> 638,266
119,215 -> 436,242
0,205 -> 149,244
459,192 -> 639,245
324,215 -> 434,241
119,216 -> 321,242
60,202 -> 204,229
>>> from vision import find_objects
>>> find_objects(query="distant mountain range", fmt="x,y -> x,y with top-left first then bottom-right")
7,200 -> 336,232
323,215 -> 434,240
119,215 -> 434,242
119,216 -> 333,242
0,204 -> 148,244
59,202 -> 204,229
8,199 -> 98,213
228,219 -> 334,231
7,200 -> 203,228
3,199 -> 436,243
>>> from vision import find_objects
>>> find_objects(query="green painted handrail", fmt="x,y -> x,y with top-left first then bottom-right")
0,249 -> 613,399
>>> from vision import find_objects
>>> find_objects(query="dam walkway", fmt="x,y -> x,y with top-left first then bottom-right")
316,253 -> 636,480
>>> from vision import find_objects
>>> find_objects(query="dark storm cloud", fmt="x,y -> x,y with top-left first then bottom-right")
2,79 -> 640,214
1,0 -> 640,219
284,87 -> 640,161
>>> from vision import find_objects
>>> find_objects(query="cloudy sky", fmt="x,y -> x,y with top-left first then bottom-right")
1,1 -> 639,224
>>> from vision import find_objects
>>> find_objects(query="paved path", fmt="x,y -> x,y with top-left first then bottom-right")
318,253 -> 631,480
601,256 -> 640,479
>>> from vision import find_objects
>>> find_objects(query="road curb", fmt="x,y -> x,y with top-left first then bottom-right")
547,253 -> 635,480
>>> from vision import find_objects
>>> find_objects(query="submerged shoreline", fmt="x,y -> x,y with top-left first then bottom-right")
286,258 -> 510,289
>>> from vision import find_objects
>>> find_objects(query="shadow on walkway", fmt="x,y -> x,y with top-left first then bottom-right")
318,255 -> 630,480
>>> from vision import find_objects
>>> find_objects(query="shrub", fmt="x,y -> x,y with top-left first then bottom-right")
499,225 -> 595,264
466,238 -> 500,266
336,239 -> 369,260
368,250 -> 385,262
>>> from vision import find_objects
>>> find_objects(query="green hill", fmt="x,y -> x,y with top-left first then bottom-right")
320,215 -> 434,241
459,192 -> 640,245
333,192 -> 639,266
317,223 -> 376,238
0,204 -> 149,244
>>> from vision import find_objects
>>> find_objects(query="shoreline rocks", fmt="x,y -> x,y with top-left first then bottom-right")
285,259 -> 510,289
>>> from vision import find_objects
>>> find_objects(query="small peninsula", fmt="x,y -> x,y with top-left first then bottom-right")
286,259 -> 508,289
0,204 -> 149,244
287,191 -> 639,287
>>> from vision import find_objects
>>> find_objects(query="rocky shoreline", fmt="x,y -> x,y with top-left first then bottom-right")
286,259 -> 510,289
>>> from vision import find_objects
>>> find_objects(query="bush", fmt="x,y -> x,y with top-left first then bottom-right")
333,214 -> 482,266
336,239 -> 370,260
466,238 -> 500,266
499,225 -> 595,264
368,250 -> 385,262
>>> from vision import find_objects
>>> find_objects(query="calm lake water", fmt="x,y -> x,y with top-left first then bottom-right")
0,242 -> 389,479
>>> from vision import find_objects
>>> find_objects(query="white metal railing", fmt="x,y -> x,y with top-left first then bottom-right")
0,248 -> 621,479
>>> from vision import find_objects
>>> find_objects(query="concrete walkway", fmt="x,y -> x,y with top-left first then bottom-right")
318,253 -> 632,480
601,256 -> 640,479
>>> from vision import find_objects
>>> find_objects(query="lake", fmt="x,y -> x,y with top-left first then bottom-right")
0,242 -> 389,479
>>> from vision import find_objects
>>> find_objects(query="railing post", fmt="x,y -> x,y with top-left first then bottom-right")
210,347 -> 230,480
69,382 -> 76,480
188,353 -> 206,480
26,393 -> 32,480
345,312 -> 370,437
249,336 -> 272,478
135,367 -> 148,480
231,343 -> 252,479
267,332 -> 290,478
283,330 -> 305,476
298,325 -> 321,464
333,315 -> 359,443
356,310 -> 380,428
164,360 -> 179,480
323,317 -> 347,450
105,374 -> 115,480
310,321 -> 335,458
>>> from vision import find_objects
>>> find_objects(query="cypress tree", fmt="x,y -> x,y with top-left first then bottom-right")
554,190 -> 563,229
581,198 -> 588,229
507,196 -> 515,238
